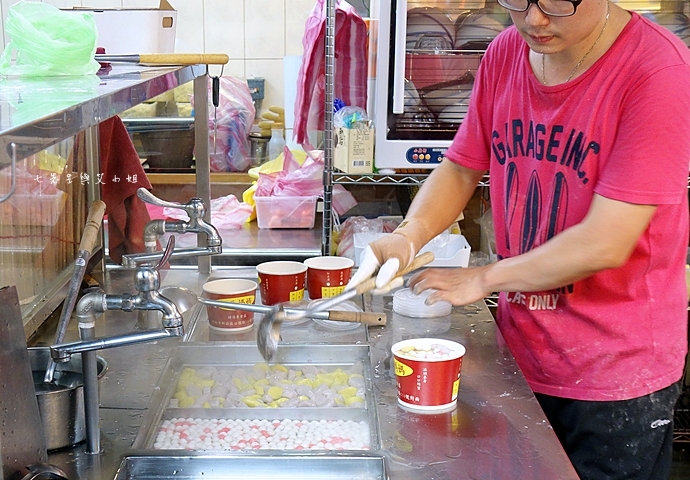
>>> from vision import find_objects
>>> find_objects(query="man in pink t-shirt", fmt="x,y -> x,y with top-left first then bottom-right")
349,0 -> 690,478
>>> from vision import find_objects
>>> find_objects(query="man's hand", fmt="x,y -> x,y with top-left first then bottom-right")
409,265 -> 491,306
346,232 -> 416,290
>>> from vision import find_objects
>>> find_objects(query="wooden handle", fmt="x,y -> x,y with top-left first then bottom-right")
139,53 -> 229,65
78,200 -> 106,253
355,251 -> 435,295
327,310 -> 387,325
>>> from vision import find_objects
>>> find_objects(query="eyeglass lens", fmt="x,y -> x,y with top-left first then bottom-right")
498,0 -> 576,17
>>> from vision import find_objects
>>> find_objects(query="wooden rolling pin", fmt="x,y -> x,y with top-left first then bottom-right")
95,53 -> 229,65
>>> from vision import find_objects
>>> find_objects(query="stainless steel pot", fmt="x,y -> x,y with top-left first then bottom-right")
248,133 -> 269,166
29,347 -> 107,451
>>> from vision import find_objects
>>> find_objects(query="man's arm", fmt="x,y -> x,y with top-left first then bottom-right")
412,194 -> 658,306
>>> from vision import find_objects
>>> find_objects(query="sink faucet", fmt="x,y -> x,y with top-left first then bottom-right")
121,188 -> 222,268
50,236 -> 186,454
50,236 -> 184,362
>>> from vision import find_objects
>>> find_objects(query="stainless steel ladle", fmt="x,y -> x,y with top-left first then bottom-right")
20,462 -> 68,480
257,251 -> 435,362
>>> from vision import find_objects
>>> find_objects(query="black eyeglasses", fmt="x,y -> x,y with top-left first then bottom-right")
497,0 -> 584,17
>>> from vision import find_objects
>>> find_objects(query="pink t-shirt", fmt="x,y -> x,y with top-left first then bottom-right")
447,13 -> 690,401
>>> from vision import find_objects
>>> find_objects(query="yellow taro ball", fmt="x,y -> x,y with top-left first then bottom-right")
295,378 -> 313,387
178,397 -> 195,408
242,397 -> 262,407
173,391 -> 191,402
267,386 -> 283,400
271,364 -> 288,373
338,386 -> 358,398
176,380 -> 192,391
255,386 -> 265,396
316,374 -> 334,387
233,378 -> 250,390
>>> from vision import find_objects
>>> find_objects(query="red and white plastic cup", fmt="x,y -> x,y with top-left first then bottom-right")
304,256 -> 354,299
392,338 -> 466,413
202,279 -> 258,332
256,261 -> 307,306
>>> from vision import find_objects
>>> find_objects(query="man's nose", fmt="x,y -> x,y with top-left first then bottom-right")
524,2 -> 550,25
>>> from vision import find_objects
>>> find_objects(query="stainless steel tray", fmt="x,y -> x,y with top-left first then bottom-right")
114,452 -> 388,479
133,344 -> 380,451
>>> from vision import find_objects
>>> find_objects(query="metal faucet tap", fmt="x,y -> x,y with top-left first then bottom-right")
50,236 -> 184,362
121,188 -> 223,268
49,237 -> 186,454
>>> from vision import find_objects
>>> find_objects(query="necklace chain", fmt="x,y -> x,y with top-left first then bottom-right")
541,1 -> 610,85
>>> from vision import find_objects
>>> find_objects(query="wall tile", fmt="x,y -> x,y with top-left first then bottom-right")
285,0 -> 313,57
174,0 -> 204,52
204,0 -> 244,60
223,58 -> 245,79
244,0 -> 284,59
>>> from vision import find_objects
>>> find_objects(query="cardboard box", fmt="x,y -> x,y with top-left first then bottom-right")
66,0 -> 176,55
334,125 -> 374,174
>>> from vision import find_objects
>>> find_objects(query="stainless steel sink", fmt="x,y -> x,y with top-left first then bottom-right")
113,452 -> 388,479
133,344 -> 381,451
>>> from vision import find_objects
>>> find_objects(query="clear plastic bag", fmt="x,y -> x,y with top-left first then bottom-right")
201,76 -> 256,172
0,2 -> 100,77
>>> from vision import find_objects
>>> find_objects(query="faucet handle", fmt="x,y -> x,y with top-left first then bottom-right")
137,188 -> 180,209
155,235 -> 175,270
137,188 -> 205,219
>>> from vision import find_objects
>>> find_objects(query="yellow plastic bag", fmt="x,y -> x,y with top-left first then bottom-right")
0,1 -> 100,77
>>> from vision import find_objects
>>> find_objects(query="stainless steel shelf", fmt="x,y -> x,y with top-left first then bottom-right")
0,64 -> 204,167
333,172 -> 490,187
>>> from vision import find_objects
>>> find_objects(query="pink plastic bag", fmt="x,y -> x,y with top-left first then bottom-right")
293,0 -> 368,149
255,147 -> 357,216
163,194 -> 253,229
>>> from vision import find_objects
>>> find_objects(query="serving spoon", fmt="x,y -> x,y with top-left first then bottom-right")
257,251 -> 435,362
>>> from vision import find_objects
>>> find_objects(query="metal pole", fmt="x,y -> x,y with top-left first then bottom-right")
80,321 -> 100,453
194,70 -> 212,273
321,0 -> 336,256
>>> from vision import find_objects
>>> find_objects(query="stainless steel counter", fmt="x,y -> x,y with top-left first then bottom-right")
32,267 -> 579,479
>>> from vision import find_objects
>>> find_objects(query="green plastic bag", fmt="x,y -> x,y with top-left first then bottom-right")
0,1 -> 100,77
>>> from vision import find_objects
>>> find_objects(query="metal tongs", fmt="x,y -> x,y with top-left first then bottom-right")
257,251 -> 435,362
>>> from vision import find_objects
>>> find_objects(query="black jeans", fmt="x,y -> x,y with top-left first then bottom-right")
535,381 -> 681,480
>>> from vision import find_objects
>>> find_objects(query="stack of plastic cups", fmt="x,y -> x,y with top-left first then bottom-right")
393,288 -> 452,318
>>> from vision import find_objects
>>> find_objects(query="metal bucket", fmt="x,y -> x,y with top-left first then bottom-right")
29,347 -> 107,451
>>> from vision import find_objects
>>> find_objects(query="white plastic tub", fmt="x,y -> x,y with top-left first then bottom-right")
255,195 -> 318,229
